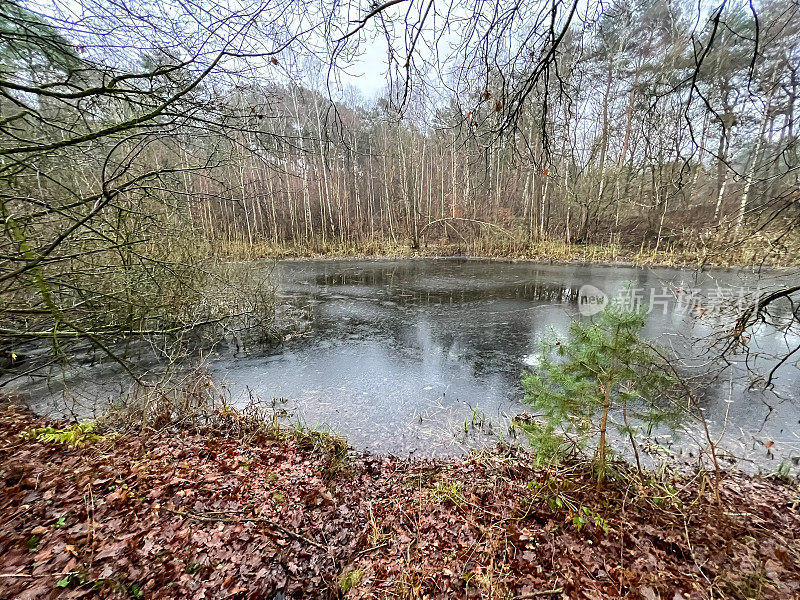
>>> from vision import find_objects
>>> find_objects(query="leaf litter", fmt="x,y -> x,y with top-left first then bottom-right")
1,403 -> 799,599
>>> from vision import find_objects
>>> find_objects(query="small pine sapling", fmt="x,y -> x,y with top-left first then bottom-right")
521,304 -> 677,483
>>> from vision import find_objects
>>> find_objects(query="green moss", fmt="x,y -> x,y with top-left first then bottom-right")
338,568 -> 364,594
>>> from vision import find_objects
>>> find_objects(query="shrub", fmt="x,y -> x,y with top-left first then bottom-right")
521,304 -> 677,482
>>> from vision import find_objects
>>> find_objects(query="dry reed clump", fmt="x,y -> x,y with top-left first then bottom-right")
99,367 -> 280,439
211,231 -> 800,268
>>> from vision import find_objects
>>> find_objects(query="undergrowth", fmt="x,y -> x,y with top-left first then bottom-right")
5,400 -> 800,599
290,422 -> 350,480
209,233 -> 800,268
338,568 -> 364,594
23,421 -> 104,447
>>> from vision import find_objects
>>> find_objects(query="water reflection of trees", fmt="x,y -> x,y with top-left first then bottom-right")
312,268 -> 584,306
290,263 -> 638,384
288,261 -> 800,403
287,276 -> 585,385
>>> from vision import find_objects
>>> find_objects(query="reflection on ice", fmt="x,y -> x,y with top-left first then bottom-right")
9,258 -> 800,473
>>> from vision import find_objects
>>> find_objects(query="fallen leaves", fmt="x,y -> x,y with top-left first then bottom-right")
1,403 -> 800,599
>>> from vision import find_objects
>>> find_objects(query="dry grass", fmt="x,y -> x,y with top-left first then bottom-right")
205,232 -> 800,268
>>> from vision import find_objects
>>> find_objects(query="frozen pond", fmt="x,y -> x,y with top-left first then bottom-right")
212,259 -> 800,469
10,258 -> 800,473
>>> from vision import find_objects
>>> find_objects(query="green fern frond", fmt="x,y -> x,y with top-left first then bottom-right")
23,420 -> 102,447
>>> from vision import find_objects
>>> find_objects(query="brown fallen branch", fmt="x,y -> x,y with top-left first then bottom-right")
515,588 -> 564,598
0,571 -> 73,578
162,507 -> 326,550
418,217 -> 515,239
356,542 -> 388,556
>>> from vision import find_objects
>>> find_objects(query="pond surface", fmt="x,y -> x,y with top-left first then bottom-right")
210,259 -> 799,471
9,258 -> 800,473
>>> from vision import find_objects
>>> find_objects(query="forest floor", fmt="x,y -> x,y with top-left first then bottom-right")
2,403 -> 800,600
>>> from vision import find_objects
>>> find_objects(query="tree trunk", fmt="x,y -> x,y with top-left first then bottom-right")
597,383 -> 611,487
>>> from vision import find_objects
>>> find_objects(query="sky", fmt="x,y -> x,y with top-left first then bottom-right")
26,0 -> 397,105
336,28 -> 391,100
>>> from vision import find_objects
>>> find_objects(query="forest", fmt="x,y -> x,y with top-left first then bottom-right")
1,0 -> 798,351
190,4 -> 800,262
2,0 -> 799,264
1,0 -> 800,598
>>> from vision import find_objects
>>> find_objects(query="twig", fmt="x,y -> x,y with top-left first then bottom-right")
335,0 -> 408,42
0,571 -> 71,578
515,588 -> 564,598
357,542 -> 388,556
162,507 -> 325,549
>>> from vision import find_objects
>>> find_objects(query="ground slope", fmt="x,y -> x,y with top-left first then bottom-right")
1,405 -> 799,599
